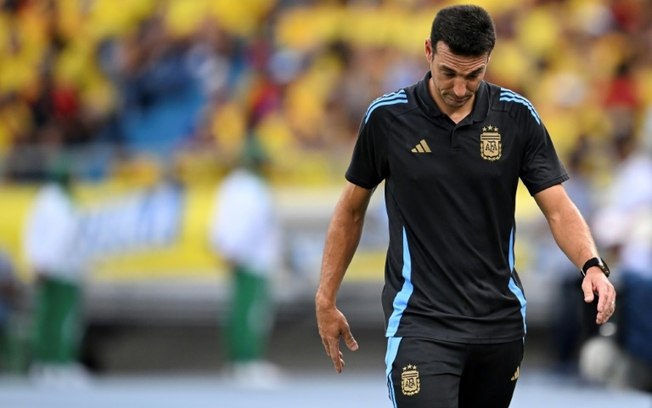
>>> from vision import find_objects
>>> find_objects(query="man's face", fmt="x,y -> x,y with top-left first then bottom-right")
425,40 -> 489,112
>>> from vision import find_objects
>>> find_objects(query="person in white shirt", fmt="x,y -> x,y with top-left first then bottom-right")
208,135 -> 283,386
23,166 -> 88,385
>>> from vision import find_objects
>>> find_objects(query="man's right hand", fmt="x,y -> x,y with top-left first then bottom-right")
316,302 -> 359,373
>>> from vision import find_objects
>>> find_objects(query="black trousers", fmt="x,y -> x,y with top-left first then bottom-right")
386,337 -> 524,408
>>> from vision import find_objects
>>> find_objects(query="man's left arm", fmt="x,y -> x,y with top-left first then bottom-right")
534,184 -> 616,325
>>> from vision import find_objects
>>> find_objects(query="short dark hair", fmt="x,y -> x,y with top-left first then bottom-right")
430,5 -> 496,57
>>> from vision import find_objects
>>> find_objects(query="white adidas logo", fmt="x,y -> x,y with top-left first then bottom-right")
411,139 -> 431,153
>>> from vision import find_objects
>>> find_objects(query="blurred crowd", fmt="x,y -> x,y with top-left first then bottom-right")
0,0 -> 650,186
0,0 -> 650,391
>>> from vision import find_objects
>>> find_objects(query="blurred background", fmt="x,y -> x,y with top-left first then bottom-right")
0,0 -> 650,405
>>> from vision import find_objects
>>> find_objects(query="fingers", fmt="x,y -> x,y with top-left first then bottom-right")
595,287 -> 616,325
596,299 -> 616,325
326,337 -> 344,373
343,327 -> 359,351
581,279 -> 595,303
320,328 -> 358,373
582,274 -> 616,325
316,307 -> 358,373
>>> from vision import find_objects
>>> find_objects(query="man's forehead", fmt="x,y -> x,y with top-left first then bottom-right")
434,41 -> 489,71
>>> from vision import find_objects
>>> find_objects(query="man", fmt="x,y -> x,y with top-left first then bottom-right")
209,135 -> 283,387
23,163 -> 89,386
315,5 -> 616,407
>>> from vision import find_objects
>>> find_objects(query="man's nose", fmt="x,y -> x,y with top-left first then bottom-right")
453,78 -> 467,97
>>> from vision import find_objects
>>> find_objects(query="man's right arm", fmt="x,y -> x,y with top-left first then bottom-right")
315,181 -> 374,373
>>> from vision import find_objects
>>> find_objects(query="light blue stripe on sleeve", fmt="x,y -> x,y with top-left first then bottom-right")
499,89 -> 541,125
365,90 -> 404,113
385,227 -> 413,337
364,90 -> 407,123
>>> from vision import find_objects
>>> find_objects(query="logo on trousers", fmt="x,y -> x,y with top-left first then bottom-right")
401,364 -> 420,395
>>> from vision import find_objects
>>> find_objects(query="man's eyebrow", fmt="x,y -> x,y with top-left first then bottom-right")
467,67 -> 485,77
438,65 -> 485,77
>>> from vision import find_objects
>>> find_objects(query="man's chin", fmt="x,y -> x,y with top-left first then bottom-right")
445,98 -> 468,108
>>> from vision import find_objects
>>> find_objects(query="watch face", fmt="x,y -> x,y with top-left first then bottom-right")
602,264 -> 610,277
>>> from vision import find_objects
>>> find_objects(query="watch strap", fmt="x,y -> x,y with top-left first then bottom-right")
581,257 -> 610,277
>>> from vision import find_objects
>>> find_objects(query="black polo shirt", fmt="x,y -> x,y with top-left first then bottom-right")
346,72 -> 568,343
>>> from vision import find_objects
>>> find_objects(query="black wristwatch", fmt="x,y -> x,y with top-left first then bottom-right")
581,257 -> 610,278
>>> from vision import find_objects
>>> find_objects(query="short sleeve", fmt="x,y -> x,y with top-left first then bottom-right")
345,109 -> 389,189
519,118 -> 569,196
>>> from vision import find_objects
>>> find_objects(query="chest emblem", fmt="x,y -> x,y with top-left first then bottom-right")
480,126 -> 501,161
411,139 -> 431,153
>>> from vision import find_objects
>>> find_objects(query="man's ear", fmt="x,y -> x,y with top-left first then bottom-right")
425,38 -> 434,62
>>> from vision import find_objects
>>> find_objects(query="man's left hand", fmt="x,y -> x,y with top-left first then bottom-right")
582,269 -> 617,325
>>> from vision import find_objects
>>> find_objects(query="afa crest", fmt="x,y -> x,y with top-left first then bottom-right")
480,126 -> 502,161
401,364 -> 420,396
